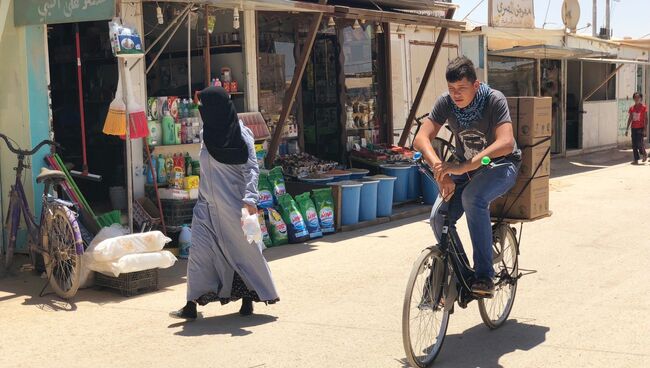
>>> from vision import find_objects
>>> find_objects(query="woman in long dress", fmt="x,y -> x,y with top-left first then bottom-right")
170,87 -> 279,320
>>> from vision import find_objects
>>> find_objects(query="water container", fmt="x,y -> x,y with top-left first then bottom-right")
407,165 -> 421,200
380,165 -> 411,203
178,225 -> 192,259
328,180 -> 362,226
365,175 -> 397,217
358,178 -> 379,222
327,171 -> 352,182
421,173 -> 440,205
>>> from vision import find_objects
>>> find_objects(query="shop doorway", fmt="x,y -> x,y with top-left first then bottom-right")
47,21 -> 122,211
541,59 -> 562,154
566,60 -> 582,150
302,35 -> 343,163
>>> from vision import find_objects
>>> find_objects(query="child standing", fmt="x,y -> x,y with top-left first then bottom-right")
626,92 -> 648,165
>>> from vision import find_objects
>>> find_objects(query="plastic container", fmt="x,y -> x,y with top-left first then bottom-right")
408,165 -> 422,200
178,225 -> 192,259
380,165 -> 411,203
299,175 -> 334,185
327,171 -> 352,182
357,178 -> 379,222
365,175 -> 397,217
421,173 -> 440,205
95,269 -> 158,297
348,168 -> 370,180
162,111 -> 175,145
328,180 -> 362,226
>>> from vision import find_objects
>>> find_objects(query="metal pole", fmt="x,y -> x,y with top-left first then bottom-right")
605,0 -> 611,39
188,10 -> 192,98
146,10 -> 190,75
119,58 -> 134,234
592,0 -> 597,37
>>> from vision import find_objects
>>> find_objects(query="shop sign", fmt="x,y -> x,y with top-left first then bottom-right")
489,0 -> 535,29
15,0 -> 115,26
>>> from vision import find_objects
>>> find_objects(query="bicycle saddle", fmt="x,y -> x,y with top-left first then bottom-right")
36,167 -> 66,183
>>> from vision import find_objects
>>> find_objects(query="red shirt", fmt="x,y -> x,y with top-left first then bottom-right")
629,104 -> 647,129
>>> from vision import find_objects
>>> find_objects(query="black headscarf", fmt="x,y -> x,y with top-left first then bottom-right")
198,86 -> 248,165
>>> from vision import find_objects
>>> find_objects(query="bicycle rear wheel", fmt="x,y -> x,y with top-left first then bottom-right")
41,205 -> 83,299
402,248 -> 450,367
478,224 -> 519,329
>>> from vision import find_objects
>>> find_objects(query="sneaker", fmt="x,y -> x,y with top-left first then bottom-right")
471,278 -> 495,298
644,154 -> 648,162
632,161 -> 640,165
169,302 -> 197,320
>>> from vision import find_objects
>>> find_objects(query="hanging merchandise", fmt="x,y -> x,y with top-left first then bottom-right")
103,62 -> 127,135
264,208 -> 289,246
295,192 -> 323,239
277,194 -> 310,244
257,173 -> 274,208
108,18 -> 144,56
312,188 -> 336,234
121,62 -> 149,139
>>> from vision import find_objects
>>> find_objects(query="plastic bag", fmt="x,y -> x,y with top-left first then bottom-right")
258,173 -> 274,208
241,208 -> 263,245
312,188 -> 336,234
277,194 -> 310,243
295,192 -> 323,239
264,207 -> 289,246
268,167 -> 286,202
80,224 -> 129,288
88,230 -> 171,263
89,251 -> 177,277
258,209 -> 273,248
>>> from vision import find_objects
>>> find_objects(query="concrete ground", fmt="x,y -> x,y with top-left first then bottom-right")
1,148 -> 649,368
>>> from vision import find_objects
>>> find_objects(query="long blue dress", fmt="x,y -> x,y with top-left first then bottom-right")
187,122 -> 279,305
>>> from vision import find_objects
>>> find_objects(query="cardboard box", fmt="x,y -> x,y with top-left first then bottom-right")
490,176 -> 549,220
519,139 -> 551,178
507,97 -> 552,146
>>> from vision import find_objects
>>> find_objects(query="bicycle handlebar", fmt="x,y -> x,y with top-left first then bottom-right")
0,133 -> 60,156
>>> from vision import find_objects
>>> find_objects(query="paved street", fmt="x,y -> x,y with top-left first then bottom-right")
1,149 -> 649,368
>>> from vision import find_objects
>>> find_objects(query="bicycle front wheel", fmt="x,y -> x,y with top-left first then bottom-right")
478,224 -> 519,329
41,205 -> 83,299
402,248 -> 450,368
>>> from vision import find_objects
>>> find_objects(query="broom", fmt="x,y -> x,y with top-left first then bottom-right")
122,64 -> 149,139
103,72 -> 127,136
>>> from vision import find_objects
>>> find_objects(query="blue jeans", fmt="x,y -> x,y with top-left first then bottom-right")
429,160 -> 519,279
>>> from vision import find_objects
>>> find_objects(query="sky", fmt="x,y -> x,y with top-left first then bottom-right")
452,0 -> 650,39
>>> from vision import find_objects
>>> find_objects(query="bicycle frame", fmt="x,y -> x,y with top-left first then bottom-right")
5,157 -> 41,254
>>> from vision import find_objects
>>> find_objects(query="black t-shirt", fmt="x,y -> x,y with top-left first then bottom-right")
429,90 -> 517,161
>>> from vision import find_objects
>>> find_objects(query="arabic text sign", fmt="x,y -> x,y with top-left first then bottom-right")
489,0 -> 535,28
14,0 -> 115,26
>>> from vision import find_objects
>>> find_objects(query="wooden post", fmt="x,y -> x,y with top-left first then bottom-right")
265,0 -> 328,167
397,8 -> 455,147
583,63 -> 624,102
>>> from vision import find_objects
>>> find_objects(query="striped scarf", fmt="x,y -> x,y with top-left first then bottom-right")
448,83 -> 492,129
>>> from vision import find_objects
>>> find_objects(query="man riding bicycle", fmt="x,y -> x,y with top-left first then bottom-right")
413,57 -> 521,297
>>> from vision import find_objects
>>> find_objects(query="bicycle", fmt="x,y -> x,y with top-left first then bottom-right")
0,133 -> 84,299
401,137 -> 524,367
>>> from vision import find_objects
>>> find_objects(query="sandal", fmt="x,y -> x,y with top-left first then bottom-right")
169,302 -> 197,320
471,278 -> 495,298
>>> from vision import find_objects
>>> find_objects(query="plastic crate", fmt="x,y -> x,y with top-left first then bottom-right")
95,269 -> 159,297
133,197 -> 162,231
160,199 -> 196,227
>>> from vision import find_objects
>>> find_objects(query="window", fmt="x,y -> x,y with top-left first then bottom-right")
582,62 -> 616,101
487,56 -> 538,97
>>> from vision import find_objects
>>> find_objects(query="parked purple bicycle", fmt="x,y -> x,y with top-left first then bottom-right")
1,133 -> 83,299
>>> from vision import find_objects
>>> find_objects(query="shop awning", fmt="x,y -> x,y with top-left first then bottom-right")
579,57 -> 650,65
488,45 -> 609,59
151,0 -> 465,28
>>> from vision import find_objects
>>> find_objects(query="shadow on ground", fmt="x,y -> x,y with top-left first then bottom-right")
398,320 -> 549,368
170,313 -> 278,337
551,149 -> 637,178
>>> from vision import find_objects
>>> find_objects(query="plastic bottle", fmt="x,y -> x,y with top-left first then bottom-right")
157,154 -> 166,184
180,121 -> 188,144
174,118 -> 182,145
162,111 -> 175,145
165,155 -> 174,185
178,225 -> 192,259
185,152 -> 193,176
146,156 -> 156,184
